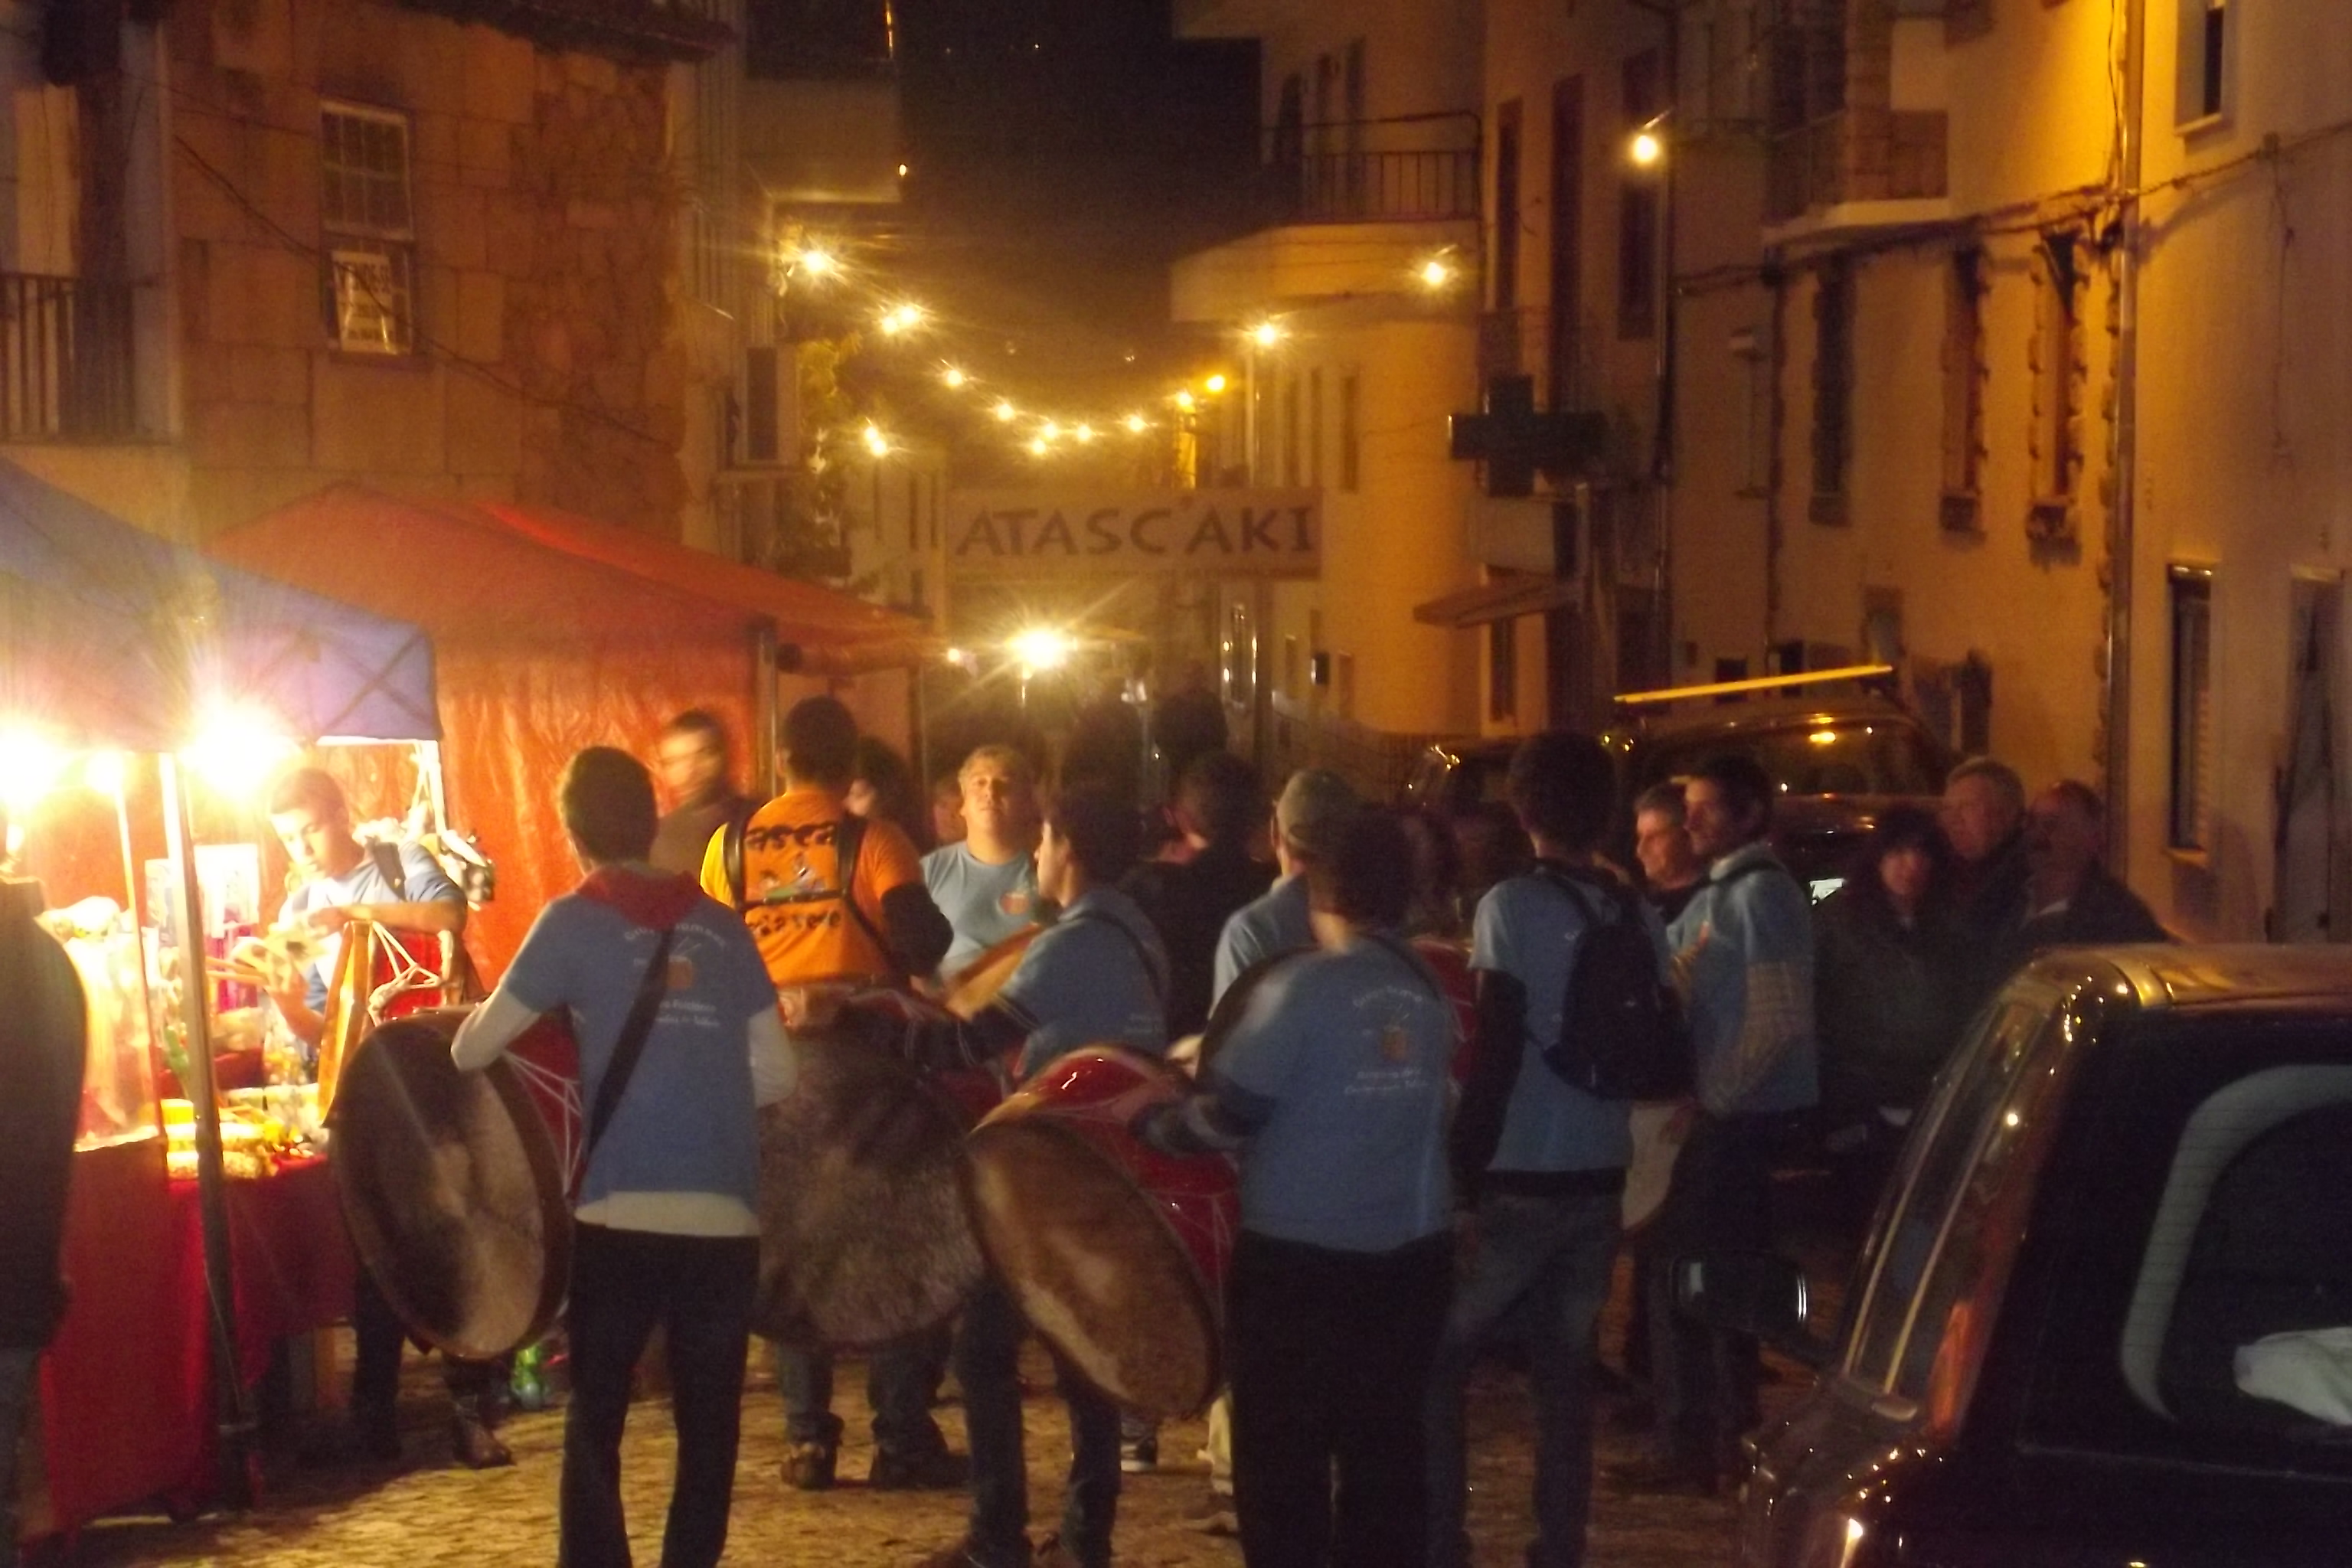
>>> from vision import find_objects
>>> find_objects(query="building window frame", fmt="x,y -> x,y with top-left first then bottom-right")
1940,245 -> 1988,531
1338,371 -> 1361,492
1493,100 -> 1524,312
2175,0 -> 2234,129
2167,564 -> 2215,853
1488,616 -> 1518,723
2028,230 -> 2085,543
320,100 -> 418,357
1307,367 -> 1324,488
1809,259 -> 1854,525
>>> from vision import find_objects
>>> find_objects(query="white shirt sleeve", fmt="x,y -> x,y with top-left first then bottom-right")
449,988 -> 543,1071
748,1005 -> 797,1107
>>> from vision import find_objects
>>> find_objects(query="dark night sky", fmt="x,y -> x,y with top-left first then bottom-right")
890,0 -> 1260,406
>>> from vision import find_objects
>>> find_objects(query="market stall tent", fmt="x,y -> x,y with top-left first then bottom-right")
207,486 -> 937,978
0,456 -> 442,1536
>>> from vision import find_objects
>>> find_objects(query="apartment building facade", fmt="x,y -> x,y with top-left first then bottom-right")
1172,0 -> 1486,789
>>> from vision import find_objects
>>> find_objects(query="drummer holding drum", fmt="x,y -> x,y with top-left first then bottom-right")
1133,808 -> 1457,1568
905,785 -> 1170,1568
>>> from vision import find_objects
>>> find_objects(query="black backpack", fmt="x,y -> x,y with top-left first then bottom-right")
1537,866 -> 1693,1101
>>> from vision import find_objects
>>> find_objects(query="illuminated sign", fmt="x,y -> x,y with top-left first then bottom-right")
946,489 -> 1321,577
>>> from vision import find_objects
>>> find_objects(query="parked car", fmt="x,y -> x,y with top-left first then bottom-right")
1400,671 -> 1953,893
1686,945 -> 2352,1566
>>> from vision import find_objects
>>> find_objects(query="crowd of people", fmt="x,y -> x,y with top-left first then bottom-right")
0,682 -> 2179,1568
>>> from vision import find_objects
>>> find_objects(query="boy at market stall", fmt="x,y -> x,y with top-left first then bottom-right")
0,801 -> 88,1566
453,746 -> 794,1568
260,767 -> 508,1468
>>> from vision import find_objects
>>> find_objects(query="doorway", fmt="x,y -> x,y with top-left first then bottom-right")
2273,574 -> 2343,942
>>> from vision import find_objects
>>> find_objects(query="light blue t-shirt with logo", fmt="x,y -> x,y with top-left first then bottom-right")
1209,937 -> 1455,1253
997,886 -> 1169,1079
499,893 -> 778,1208
1471,869 -> 1655,1174
922,841 -> 1042,974
1211,872 -> 1315,1004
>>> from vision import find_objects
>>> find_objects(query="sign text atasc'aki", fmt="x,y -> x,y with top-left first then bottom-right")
947,489 -> 1321,577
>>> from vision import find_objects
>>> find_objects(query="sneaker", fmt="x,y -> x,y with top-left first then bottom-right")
1118,1434 -> 1158,1474
782,1439 -> 838,1491
450,1404 -> 514,1471
866,1445 -> 969,1491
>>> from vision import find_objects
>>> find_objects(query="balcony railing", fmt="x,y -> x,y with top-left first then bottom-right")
0,273 -> 136,443
1259,149 -> 1480,225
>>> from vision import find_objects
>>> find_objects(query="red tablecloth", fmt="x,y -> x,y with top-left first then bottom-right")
34,1145 -> 354,1540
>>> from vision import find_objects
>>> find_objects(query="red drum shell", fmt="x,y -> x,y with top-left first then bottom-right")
964,1046 -> 1239,1419
1410,936 -> 1482,1086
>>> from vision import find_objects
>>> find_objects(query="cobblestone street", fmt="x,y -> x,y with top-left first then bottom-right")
57,1247 -> 1798,1568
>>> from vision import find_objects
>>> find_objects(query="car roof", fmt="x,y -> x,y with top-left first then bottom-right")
1613,692 -> 1924,745
2026,944 -> 2352,1015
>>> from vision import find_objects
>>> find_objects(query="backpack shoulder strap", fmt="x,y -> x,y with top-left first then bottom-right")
831,812 -> 904,982
367,841 -> 408,902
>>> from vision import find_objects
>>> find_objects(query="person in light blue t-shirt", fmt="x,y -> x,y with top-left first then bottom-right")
1136,808 -> 1454,1568
1209,767 -> 1357,1004
907,787 -> 1167,1568
1430,733 -> 1662,1568
922,745 -> 1044,977
452,749 -> 792,1568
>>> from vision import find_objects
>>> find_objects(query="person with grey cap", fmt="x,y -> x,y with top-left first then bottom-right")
1210,769 -> 1360,1001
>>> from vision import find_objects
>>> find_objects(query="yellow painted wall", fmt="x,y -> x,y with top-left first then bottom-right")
2121,2 -> 2352,939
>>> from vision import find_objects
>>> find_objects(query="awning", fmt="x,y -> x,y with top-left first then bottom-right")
0,460 -> 439,750
209,486 -> 936,671
1412,573 -> 1583,629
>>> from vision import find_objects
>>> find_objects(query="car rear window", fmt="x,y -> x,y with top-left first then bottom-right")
2017,1013 -> 2352,1477
1638,720 -> 1945,798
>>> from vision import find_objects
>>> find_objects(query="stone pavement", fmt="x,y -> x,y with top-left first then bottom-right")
58,1289 -> 1767,1567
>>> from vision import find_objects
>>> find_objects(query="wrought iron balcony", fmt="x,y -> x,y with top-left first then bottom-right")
1250,117 -> 1480,227
396,0 -> 733,64
0,273 -> 137,443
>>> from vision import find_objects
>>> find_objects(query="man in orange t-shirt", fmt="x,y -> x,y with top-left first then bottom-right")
701,694 -> 957,1492
701,697 -> 949,988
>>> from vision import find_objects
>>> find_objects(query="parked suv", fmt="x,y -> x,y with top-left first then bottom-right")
1400,671 -> 1952,892
1691,946 -> 2352,1566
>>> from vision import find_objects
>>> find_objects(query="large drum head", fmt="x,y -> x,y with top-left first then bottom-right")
965,1048 -> 1230,1419
942,925 -> 1044,1020
756,1027 -> 986,1348
331,1008 -> 570,1361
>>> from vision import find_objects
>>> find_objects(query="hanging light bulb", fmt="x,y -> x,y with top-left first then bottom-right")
1040,420 -> 1062,441
995,400 -> 1018,422
1074,423 -> 1096,443
1027,436 -> 1051,456
1204,374 -> 1228,394
942,365 -> 968,388
1174,390 -> 1197,412
1124,413 -> 1148,433
863,423 -> 890,457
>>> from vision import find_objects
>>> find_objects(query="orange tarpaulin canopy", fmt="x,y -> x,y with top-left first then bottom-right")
208,486 -> 933,976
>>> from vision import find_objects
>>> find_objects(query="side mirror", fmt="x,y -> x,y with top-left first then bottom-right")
1672,1250 -> 1834,1369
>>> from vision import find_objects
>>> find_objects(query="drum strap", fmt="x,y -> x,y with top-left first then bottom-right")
1062,908 -> 1168,1013
584,924 -> 678,1164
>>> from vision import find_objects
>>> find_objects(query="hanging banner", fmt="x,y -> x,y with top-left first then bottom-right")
946,489 -> 1321,577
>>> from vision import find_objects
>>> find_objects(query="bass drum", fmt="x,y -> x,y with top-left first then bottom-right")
962,1047 -> 1239,1420
1190,937 -> 1479,1083
330,1007 -> 570,1362
942,924 -> 1045,1020
754,988 -> 992,1349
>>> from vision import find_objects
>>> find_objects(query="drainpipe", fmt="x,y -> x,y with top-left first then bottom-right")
2105,0 -> 2148,873
1632,0 -> 1681,684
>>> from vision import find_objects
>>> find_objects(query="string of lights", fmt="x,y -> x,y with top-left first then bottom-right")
784,233 -> 1470,464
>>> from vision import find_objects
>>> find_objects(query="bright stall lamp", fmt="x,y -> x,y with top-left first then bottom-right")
185,704 -> 297,799
82,750 -> 126,797
1008,628 -> 1073,671
795,247 -> 836,276
0,727 -> 70,812
1203,374 -> 1228,394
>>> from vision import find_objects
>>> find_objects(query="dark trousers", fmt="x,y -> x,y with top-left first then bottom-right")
1644,1114 -> 1780,1473
958,1279 -> 1122,1568
560,1224 -> 757,1568
1426,1192 -> 1620,1568
351,1266 -> 505,1413
1228,1228 -> 1453,1568
776,1327 -> 950,1455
